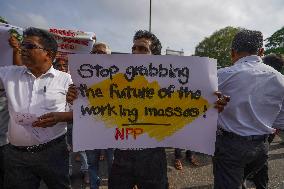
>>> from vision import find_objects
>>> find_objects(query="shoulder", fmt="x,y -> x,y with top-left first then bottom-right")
217,65 -> 239,77
53,70 -> 73,86
54,69 -> 71,80
0,65 -> 26,72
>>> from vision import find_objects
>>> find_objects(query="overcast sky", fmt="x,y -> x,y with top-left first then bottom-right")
1,0 -> 283,55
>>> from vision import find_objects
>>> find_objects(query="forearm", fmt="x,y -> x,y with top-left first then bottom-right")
58,112 -> 73,123
13,48 -> 23,66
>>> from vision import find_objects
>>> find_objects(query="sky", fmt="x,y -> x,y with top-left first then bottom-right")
0,0 -> 283,55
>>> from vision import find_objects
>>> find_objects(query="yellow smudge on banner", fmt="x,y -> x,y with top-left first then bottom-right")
87,73 -> 209,141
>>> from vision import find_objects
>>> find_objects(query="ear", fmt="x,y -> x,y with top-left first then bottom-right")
231,49 -> 236,59
257,48 -> 264,57
231,49 -> 238,64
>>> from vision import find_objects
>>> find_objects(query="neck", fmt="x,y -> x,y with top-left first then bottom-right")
232,52 -> 256,64
29,65 -> 52,78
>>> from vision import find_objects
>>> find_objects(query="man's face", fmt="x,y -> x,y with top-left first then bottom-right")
132,38 -> 152,55
20,36 -> 51,69
91,44 -> 107,54
54,59 -> 68,73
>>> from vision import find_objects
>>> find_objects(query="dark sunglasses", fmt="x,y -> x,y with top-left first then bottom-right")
20,43 -> 45,50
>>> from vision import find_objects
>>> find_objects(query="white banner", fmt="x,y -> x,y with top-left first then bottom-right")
69,54 -> 218,155
0,23 -> 23,67
45,27 -> 96,58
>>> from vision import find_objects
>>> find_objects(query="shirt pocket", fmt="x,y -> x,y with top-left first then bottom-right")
41,88 -> 66,111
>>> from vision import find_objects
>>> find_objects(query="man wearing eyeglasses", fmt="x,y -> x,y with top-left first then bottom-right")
1,27 -> 72,189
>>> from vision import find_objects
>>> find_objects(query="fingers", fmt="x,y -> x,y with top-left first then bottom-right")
214,91 -> 230,113
67,84 -> 78,105
214,104 -> 224,113
33,113 -> 56,128
223,95 -> 230,102
9,36 -> 20,49
32,117 -> 56,128
214,91 -> 222,98
38,112 -> 53,120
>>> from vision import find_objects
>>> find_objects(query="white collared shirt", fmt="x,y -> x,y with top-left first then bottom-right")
218,55 -> 284,136
0,65 -> 72,146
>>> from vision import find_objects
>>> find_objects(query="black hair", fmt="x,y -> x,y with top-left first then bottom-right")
133,30 -> 162,55
23,27 -> 58,60
263,53 -> 284,72
231,29 -> 263,54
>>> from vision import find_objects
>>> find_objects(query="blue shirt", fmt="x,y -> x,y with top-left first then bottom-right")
218,55 -> 284,136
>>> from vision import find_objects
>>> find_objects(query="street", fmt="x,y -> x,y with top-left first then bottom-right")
40,136 -> 284,189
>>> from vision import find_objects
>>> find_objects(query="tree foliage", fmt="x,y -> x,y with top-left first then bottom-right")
194,26 -> 241,68
265,27 -> 284,55
0,16 -> 8,24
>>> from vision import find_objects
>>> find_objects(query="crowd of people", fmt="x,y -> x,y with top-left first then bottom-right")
0,23 -> 283,189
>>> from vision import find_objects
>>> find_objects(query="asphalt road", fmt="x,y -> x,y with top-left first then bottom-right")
40,135 -> 284,189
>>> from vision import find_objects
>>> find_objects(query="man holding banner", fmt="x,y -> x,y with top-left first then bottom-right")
108,30 -> 169,189
67,30 -> 229,189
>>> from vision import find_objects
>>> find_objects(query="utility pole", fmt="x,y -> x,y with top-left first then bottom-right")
149,0 -> 152,32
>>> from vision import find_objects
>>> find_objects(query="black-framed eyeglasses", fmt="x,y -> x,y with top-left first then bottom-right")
20,43 -> 45,50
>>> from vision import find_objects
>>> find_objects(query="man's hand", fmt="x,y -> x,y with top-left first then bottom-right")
67,84 -> 78,105
214,91 -> 230,113
32,112 -> 62,128
32,112 -> 73,128
9,35 -> 23,66
9,35 -> 20,50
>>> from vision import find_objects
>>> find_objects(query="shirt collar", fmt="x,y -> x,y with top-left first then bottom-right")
234,55 -> 262,65
25,66 -> 57,78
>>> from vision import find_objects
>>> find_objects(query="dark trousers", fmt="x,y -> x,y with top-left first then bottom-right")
213,133 -> 269,189
174,148 -> 193,160
247,133 -> 275,189
0,145 -> 6,188
4,137 -> 71,189
109,148 -> 168,189
248,162 -> 268,189
86,149 -> 114,189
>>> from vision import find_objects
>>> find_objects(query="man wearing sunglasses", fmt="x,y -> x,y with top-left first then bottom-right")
1,27 -> 72,189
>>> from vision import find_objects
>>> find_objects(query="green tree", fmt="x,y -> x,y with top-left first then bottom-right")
195,26 -> 241,68
265,27 -> 284,55
0,16 -> 8,24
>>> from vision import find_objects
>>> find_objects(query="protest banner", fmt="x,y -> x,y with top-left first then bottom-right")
66,54 -> 218,155
0,23 -> 22,66
44,27 -> 96,59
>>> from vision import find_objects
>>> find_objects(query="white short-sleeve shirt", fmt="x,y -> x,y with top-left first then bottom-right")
0,65 -> 72,146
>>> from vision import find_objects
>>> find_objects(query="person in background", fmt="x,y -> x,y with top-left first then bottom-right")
53,57 -> 69,73
248,53 -> 284,189
53,56 -> 90,184
214,29 -> 284,189
85,42 -> 114,189
174,149 -> 199,170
